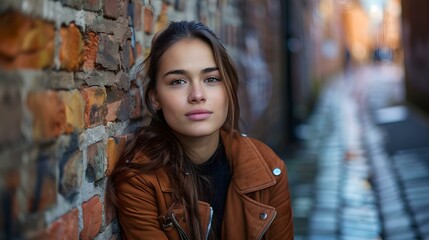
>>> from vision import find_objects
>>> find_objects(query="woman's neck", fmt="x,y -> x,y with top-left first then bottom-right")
175,131 -> 220,165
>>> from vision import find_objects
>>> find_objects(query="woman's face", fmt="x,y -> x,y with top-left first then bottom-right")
151,39 -> 228,140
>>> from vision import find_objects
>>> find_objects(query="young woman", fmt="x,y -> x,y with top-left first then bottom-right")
108,21 -> 294,240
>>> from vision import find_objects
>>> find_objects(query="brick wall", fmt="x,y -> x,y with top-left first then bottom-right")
0,0 -> 291,238
0,0 -> 244,239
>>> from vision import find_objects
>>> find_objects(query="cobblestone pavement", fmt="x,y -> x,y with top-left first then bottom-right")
287,64 -> 429,240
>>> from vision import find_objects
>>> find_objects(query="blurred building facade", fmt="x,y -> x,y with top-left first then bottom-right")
0,0 -> 297,238
401,0 -> 429,114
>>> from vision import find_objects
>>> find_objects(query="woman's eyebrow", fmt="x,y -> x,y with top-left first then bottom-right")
201,67 -> 219,74
162,69 -> 187,77
162,67 -> 219,77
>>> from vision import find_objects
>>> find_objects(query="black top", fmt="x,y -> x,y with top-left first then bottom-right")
197,143 -> 231,238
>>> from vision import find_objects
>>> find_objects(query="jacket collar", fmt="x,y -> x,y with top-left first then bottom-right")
221,130 -> 277,194
157,130 -> 277,194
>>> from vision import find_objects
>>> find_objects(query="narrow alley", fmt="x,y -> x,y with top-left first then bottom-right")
288,63 -> 429,240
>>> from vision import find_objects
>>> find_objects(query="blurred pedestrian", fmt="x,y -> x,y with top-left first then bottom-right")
107,21 -> 293,240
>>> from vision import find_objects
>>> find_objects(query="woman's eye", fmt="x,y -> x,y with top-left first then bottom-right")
170,79 -> 186,85
205,77 -> 221,84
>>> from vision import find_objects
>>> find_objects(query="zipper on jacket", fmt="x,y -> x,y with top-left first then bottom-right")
257,211 -> 277,240
205,207 -> 213,240
171,206 -> 213,240
171,213 -> 190,240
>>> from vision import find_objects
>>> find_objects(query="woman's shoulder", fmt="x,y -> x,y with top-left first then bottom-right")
118,153 -> 168,187
238,133 -> 280,159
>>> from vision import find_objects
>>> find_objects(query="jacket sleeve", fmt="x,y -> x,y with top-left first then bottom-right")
115,173 -> 168,240
266,159 -> 294,240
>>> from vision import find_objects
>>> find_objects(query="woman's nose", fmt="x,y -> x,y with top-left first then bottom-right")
188,83 -> 206,103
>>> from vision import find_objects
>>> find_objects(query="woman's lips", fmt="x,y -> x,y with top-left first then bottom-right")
185,109 -> 213,121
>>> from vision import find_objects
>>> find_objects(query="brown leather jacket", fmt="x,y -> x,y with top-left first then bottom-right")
116,131 -> 294,239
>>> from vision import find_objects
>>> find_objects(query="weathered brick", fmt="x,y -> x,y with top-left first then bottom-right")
106,100 -> 121,122
156,2 -> 170,32
26,91 -> 66,141
96,34 -> 120,71
24,19 -> 54,54
106,86 -> 124,103
129,87 -> 142,119
117,95 -> 130,121
0,82 -> 22,145
0,11 -> 32,58
106,136 -> 126,176
59,90 -> 85,133
60,23 -> 83,71
135,42 -> 143,58
106,87 -> 123,122
0,11 -> 54,69
59,150 -> 83,199
80,87 -> 107,128
27,208 -> 79,240
114,71 -> 130,90
133,1 -> 143,29
83,0 -> 101,11
61,0 -> 83,10
82,31 -> 99,72
118,0 -> 128,18
106,92 -> 130,122
104,0 -> 119,19
81,196 -> 102,240
23,153 -> 57,213
86,15 -> 130,43
75,71 -> 111,88
47,72 -> 75,90
87,141 -> 106,182
121,40 -> 135,71
113,18 -> 132,44
144,6 -> 154,34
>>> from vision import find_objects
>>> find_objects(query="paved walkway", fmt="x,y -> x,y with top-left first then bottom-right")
287,64 -> 429,240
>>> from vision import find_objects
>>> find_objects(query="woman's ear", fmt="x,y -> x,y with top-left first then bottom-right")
149,90 -> 161,110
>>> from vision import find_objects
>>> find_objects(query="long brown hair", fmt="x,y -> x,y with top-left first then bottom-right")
107,21 -> 240,239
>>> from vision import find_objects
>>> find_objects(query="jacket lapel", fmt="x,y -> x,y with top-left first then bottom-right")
221,131 -> 277,194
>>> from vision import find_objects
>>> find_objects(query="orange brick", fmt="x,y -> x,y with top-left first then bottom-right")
80,87 -> 107,128
106,136 -> 126,176
59,90 -> 85,133
82,31 -> 99,72
0,11 -> 32,58
25,158 -> 57,212
27,91 -> 66,141
27,208 -> 79,240
81,196 -> 102,240
133,1 -> 143,29
135,42 -> 143,58
0,12 -> 55,69
60,23 -> 83,71
106,100 -> 121,122
156,2 -> 169,32
144,6 -> 154,34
